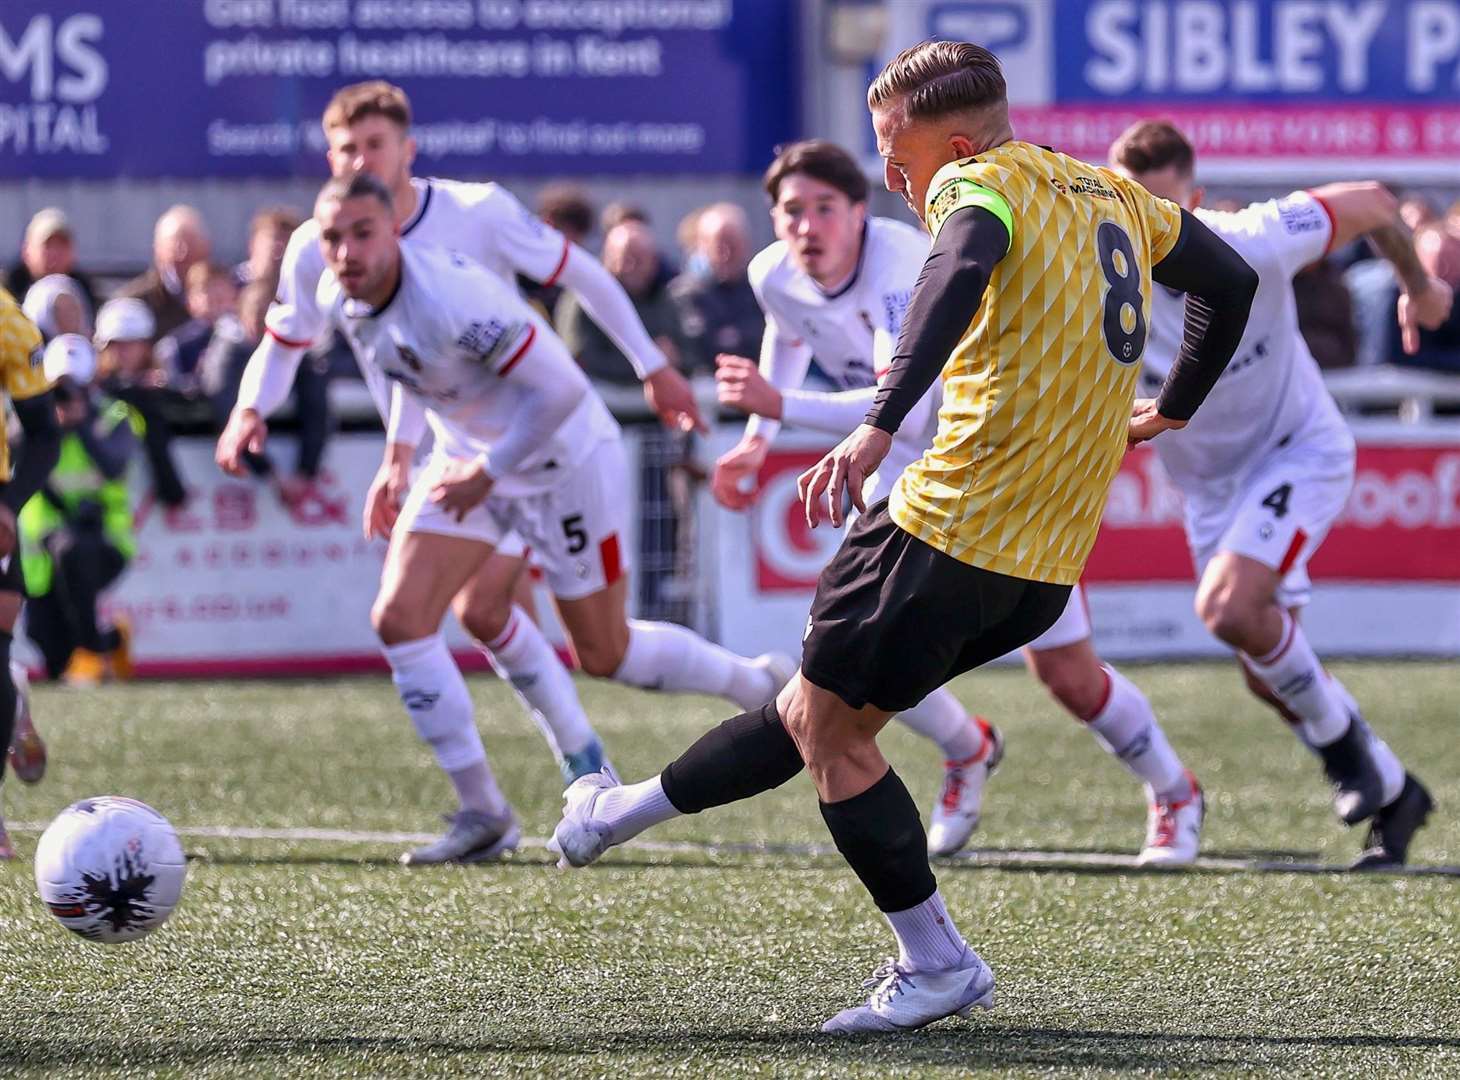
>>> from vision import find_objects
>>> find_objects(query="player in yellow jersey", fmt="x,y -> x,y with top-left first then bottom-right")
0,287 -> 62,859
551,42 -> 1258,1032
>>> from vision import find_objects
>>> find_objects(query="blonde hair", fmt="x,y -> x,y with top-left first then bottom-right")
322,81 -> 411,133
867,40 -> 1006,119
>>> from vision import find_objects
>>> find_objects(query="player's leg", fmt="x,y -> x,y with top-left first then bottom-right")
449,537 -> 607,781
1193,447 -> 1428,858
536,438 -> 791,709
0,586 -> 24,859
910,690 -> 1001,858
376,467 -> 517,865
1026,639 -> 1202,866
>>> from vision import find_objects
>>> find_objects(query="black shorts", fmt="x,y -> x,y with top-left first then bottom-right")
801,500 -> 1071,713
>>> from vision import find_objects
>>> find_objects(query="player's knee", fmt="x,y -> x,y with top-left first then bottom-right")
1036,655 -> 1107,720
372,595 -> 433,647
454,594 -> 512,646
1197,587 -> 1258,647
575,636 -> 627,679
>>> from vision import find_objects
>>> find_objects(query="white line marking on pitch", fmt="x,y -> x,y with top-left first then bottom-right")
11,822 -> 1458,876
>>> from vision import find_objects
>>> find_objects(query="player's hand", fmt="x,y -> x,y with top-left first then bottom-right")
644,365 -> 707,434
711,435 -> 769,511
1126,398 -> 1186,450
363,462 -> 410,541
429,458 -> 494,522
216,408 -> 267,476
1398,275 -> 1454,354
797,424 -> 891,529
0,503 -> 16,560
715,354 -> 783,420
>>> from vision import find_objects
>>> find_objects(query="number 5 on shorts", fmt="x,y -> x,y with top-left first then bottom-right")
562,514 -> 587,554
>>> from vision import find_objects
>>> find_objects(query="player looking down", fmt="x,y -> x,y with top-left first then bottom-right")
553,42 -> 1257,1032
715,138 -> 1204,864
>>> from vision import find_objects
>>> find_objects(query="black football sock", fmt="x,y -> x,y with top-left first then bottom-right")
659,701 -> 804,814
820,767 -> 937,913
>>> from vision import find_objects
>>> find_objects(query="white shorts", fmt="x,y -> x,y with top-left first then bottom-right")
1184,430 -> 1354,610
397,457 -> 527,560
484,437 -> 632,601
1026,583 -> 1092,651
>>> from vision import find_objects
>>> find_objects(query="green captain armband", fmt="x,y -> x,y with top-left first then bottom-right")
926,178 -> 1014,251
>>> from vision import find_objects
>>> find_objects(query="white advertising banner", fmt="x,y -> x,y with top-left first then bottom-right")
706,427 -> 1460,662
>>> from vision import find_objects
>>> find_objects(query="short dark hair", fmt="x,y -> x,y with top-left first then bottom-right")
867,40 -> 1007,120
316,172 -> 394,215
1110,120 -> 1195,178
323,81 -> 411,133
537,184 -> 595,240
763,140 -> 868,205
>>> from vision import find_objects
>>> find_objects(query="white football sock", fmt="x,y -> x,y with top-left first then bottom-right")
613,619 -> 774,709
1083,666 -> 1188,801
884,889 -> 970,974
1243,611 -> 1349,747
1328,675 -> 1406,805
593,774 -> 681,844
383,634 -> 507,816
480,605 -> 596,757
898,690 -> 985,760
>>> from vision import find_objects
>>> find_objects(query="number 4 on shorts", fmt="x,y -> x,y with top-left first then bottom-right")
1261,483 -> 1292,519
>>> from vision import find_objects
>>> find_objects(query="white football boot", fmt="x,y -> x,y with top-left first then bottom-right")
548,764 -> 622,868
927,721 -> 1004,857
821,952 -> 996,1034
400,807 -> 520,866
1137,772 -> 1205,867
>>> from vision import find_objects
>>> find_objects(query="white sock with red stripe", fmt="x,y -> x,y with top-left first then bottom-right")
479,605 -> 596,757
1242,611 -> 1348,747
898,689 -> 985,760
613,619 -> 776,710
1083,665 -> 1189,801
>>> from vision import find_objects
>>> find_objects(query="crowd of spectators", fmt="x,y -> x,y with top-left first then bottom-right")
4,181 -> 1459,678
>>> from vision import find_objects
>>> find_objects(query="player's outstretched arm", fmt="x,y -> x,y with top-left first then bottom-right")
552,245 -> 706,432
800,206 -> 1008,525
1133,210 -> 1259,444
1310,183 -> 1457,353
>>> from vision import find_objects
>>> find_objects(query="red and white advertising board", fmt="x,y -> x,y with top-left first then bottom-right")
707,427 -> 1460,662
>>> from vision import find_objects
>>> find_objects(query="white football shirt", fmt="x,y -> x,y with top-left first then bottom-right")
318,243 -> 615,496
749,217 -> 930,389
1142,191 -> 1351,486
269,176 -> 570,352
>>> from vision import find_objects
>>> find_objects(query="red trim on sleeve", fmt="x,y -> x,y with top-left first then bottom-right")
497,324 -> 537,377
1304,190 -> 1337,256
542,238 -> 572,288
266,325 -> 313,349
599,533 -> 623,586
1278,528 -> 1309,576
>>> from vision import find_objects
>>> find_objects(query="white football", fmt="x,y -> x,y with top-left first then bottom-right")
34,797 -> 187,944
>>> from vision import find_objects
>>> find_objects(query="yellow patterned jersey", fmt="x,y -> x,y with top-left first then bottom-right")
0,287 -> 50,483
889,141 -> 1184,585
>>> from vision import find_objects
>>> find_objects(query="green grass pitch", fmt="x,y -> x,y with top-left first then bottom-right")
2,661 -> 1457,1077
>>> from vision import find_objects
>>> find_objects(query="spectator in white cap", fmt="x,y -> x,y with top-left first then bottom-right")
119,205 -> 212,340
22,274 -> 92,342
94,297 -> 192,524
5,208 -> 99,316
19,331 -> 140,684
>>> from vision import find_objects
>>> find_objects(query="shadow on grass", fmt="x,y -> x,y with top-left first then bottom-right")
4,1025 -> 1459,1073
186,844 -> 1460,879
